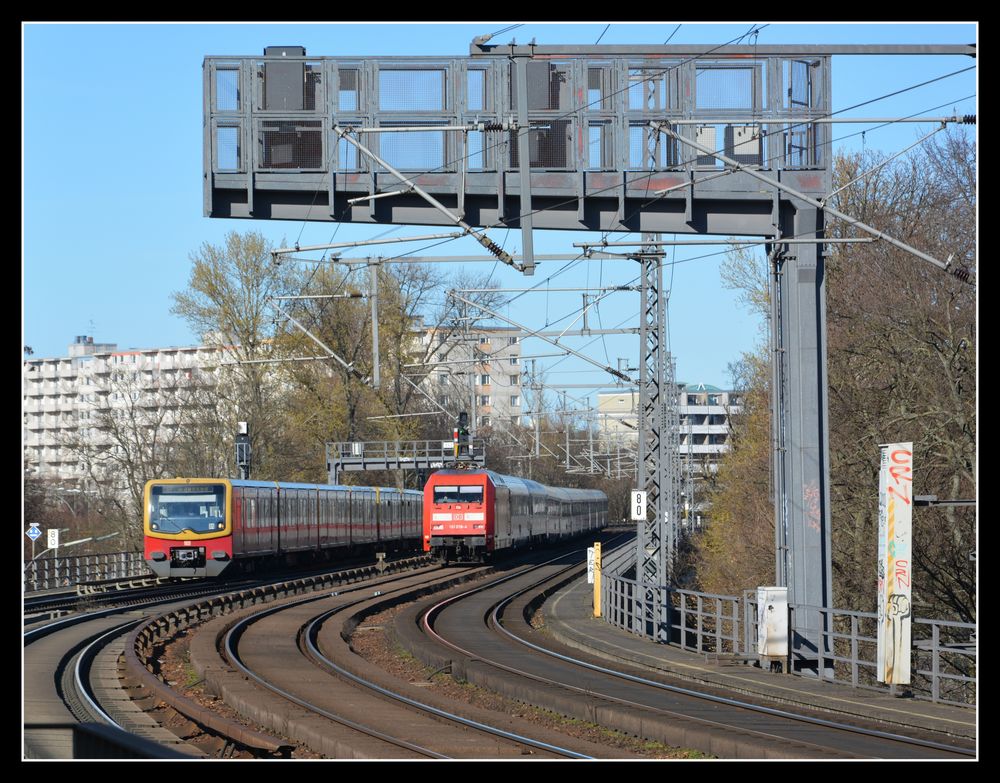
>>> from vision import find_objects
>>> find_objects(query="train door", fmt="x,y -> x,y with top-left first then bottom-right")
494,486 -> 510,550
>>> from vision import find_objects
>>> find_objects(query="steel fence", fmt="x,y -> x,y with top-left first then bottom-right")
24,551 -> 151,592
601,558 -> 975,706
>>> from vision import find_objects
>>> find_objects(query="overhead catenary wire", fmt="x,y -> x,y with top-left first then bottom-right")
287,32 -> 971,274
277,34 -> 974,415
292,27 -> 972,277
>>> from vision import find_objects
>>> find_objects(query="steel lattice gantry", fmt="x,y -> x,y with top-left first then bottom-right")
202,41 -> 971,670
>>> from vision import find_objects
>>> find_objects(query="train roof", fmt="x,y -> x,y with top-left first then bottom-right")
148,478 -> 420,495
427,469 -> 606,500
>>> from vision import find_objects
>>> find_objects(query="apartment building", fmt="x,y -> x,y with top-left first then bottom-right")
23,336 -> 225,485
412,325 -> 524,430
597,383 -> 742,475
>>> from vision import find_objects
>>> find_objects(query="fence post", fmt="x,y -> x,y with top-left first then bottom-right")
931,623 -> 940,703
696,594 -> 704,652
851,614 -> 859,687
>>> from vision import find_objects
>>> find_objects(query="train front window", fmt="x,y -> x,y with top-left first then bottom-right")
149,484 -> 226,534
433,485 -> 484,504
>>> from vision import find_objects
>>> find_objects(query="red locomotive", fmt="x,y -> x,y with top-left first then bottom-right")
423,470 -> 606,562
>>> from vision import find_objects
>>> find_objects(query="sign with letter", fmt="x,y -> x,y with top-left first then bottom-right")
877,442 -> 913,685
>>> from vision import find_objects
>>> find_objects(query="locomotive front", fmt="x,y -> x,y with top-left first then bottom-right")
423,471 -> 493,562
143,478 -> 233,577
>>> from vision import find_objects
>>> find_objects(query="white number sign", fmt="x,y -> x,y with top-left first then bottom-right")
630,491 -> 647,521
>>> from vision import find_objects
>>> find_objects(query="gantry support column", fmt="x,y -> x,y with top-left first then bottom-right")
776,205 -> 834,672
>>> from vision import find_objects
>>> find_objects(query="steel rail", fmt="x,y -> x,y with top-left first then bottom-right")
221,567 -> 503,759
72,619 -> 144,728
419,553 -> 973,759
489,571 -> 977,758
418,554 -> 861,758
302,603 -> 591,759
217,561 -> 594,758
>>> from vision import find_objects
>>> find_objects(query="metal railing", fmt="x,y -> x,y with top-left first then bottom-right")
671,588 -> 743,655
601,556 -> 976,706
783,602 -> 976,707
24,551 -> 150,592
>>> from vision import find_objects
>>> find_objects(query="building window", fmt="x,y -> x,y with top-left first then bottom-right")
687,395 -> 699,405
479,374 -> 490,386
480,416 -> 491,427
508,336 -> 518,345
438,373 -> 448,383
509,357 -> 519,365
479,395 -> 491,406
479,336 -> 490,344
510,395 -> 520,406
510,416 -> 520,426
708,394 -> 720,405
509,374 -> 520,386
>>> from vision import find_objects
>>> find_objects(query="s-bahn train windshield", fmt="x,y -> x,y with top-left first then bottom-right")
433,485 -> 484,504
149,484 -> 226,534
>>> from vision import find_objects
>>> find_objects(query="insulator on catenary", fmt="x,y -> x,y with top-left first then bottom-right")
477,236 -> 514,264
951,266 -> 973,283
962,115 -> 976,125
480,122 -> 505,131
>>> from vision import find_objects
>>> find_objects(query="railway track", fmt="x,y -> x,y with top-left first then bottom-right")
399,546 -> 976,760
23,556 -> 431,758
199,563 -> 613,758
24,554 -> 432,619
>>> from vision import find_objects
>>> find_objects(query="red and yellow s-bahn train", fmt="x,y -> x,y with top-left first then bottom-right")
143,478 -> 422,578
423,470 -> 607,562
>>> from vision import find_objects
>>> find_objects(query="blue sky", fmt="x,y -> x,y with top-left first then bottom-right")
23,22 -> 976,396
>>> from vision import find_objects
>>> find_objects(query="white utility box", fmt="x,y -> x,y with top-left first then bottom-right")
756,586 -> 788,672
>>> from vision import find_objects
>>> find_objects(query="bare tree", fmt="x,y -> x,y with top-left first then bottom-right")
693,128 -> 975,618
826,129 -> 976,620
171,231 -> 301,479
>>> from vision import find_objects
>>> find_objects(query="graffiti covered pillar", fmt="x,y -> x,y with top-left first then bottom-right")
878,443 -> 913,685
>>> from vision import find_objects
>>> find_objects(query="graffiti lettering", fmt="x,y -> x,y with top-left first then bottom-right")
890,449 -> 912,465
895,559 -> 910,589
887,484 -> 911,505
889,465 -> 912,482
803,482 -> 821,533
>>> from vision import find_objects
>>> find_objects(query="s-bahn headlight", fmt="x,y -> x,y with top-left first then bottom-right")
150,523 -> 159,531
